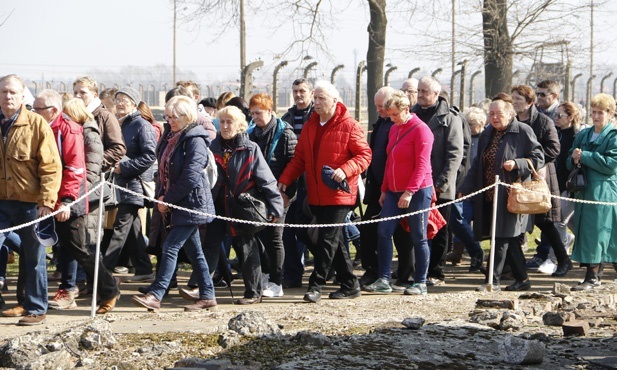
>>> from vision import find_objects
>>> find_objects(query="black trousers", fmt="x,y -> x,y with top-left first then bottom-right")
428,201 -> 451,280
486,236 -> 528,285
103,204 -> 152,275
360,189 -> 414,282
256,215 -> 285,285
57,215 -> 119,300
233,233 -> 262,298
308,205 -> 358,292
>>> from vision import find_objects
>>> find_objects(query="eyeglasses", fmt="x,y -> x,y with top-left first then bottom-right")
164,114 -> 184,121
115,97 -> 133,105
32,106 -> 53,112
536,92 -> 547,98
404,89 -> 418,95
555,113 -> 568,119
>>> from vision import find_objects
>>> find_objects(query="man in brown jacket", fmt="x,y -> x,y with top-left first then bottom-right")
0,74 -> 62,326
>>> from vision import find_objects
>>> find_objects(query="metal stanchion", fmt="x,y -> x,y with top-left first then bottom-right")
90,172 -> 106,318
487,176 -> 499,292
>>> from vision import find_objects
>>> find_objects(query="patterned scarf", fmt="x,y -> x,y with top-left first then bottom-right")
482,129 -> 506,201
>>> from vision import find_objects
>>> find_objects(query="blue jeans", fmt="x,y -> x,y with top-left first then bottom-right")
0,201 -> 48,315
377,187 -> 432,284
150,224 -> 214,301
449,201 -> 483,258
0,232 -> 21,280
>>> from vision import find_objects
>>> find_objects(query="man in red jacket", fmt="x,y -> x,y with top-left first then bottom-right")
34,90 -> 120,315
278,80 -> 372,303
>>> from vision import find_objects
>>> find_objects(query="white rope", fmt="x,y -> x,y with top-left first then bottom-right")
109,181 -> 495,228
0,181 -> 105,234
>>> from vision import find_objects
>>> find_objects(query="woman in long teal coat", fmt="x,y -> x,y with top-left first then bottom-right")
567,93 -> 617,291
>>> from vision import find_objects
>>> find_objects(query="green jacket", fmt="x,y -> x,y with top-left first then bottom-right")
567,123 -> 617,263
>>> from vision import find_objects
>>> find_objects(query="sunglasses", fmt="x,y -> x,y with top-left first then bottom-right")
555,113 -> 568,119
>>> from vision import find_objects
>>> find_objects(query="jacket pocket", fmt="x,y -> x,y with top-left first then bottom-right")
9,147 -> 38,196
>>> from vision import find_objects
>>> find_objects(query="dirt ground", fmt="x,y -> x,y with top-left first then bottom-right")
1,257 -> 617,369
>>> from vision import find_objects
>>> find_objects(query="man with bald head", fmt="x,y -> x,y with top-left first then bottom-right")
359,86 -> 414,292
0,75 -> 62,325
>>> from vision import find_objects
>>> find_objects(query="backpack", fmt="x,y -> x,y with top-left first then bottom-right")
204,147 -> 217,189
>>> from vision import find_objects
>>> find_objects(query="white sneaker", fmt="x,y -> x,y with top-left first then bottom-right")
262,282 -> 284,298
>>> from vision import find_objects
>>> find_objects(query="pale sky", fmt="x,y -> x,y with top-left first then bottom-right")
1,0 -> 616,100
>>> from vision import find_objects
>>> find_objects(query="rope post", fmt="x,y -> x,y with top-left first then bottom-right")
487,175 -> 499,292
90,172 -> 106,318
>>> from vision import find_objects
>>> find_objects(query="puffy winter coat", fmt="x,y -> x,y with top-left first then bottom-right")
50,113 -> 87,217
278,102 -> 372,207
82,119 -> 104,190
115,111 -> 157,207
156,123 -> 215,226
567,123 -> 617,264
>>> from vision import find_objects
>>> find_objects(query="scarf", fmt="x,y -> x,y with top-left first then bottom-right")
252,116 -> 277,156
159,131 -> 182,194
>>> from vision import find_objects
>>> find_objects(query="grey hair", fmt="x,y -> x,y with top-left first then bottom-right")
464,106 -> 487,127
314,80 -> 340,100
36,89 -> 63,109
418,76 -> 441,94
375,86 -> 395,100
0,74 -> 25,93
401,78 -> 418,90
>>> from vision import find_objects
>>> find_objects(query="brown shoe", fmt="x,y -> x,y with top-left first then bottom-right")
2,305 -> 26,317
131,293 -> 161,310
178,287 -> 199,302
96,294 -> 120,315
234,297 -> 261,305
17,314 -> 46,326
184,299 -> 217,312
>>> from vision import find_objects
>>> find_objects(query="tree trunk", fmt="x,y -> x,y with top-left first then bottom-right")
366,0 -> 387,130
482,0 -> 512,98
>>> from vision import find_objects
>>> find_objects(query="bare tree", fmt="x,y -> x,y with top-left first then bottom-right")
367,0 -> 387,128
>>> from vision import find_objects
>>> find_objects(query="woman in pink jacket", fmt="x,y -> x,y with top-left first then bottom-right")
366,90 -> 434,295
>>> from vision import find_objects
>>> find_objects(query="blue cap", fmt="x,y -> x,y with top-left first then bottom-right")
33,217 -> 58,247
321,165 -> 351,193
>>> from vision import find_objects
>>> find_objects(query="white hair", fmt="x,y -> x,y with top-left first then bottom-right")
375,86 -> 395,101
418,76 -> 441,94
401,78 -> 418,90
314,80 -> 340,100
36,89 -> 63,109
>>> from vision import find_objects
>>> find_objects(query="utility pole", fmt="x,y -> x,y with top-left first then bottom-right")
240,0 -> 246,71
588,0 -> 594,122
173,0 -> 177,84
451,0 -> 456,100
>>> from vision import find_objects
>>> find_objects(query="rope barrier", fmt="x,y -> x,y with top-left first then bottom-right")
0,181 -> 105,235
1,176 -> 615,234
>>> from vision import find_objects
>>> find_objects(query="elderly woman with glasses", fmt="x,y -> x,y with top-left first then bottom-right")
459,93 -> 544,292
132,96 -> 217,311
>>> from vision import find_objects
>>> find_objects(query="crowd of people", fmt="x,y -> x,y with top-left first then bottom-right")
0,72 -> 615,326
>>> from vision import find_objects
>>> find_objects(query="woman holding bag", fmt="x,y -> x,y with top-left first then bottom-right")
459,93 -> 544,292
210,106 -> 284,304
567,93 -> 617,291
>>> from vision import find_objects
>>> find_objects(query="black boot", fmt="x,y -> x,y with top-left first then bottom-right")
571,271 -> 601,291
552,258 -> 573,277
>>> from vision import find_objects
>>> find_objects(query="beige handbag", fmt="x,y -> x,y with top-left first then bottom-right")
506,158 -> 552,214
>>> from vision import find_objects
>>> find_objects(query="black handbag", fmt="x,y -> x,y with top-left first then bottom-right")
230,187 -> 271,234
89,171 -> 120,208
566,164 -> 587,192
